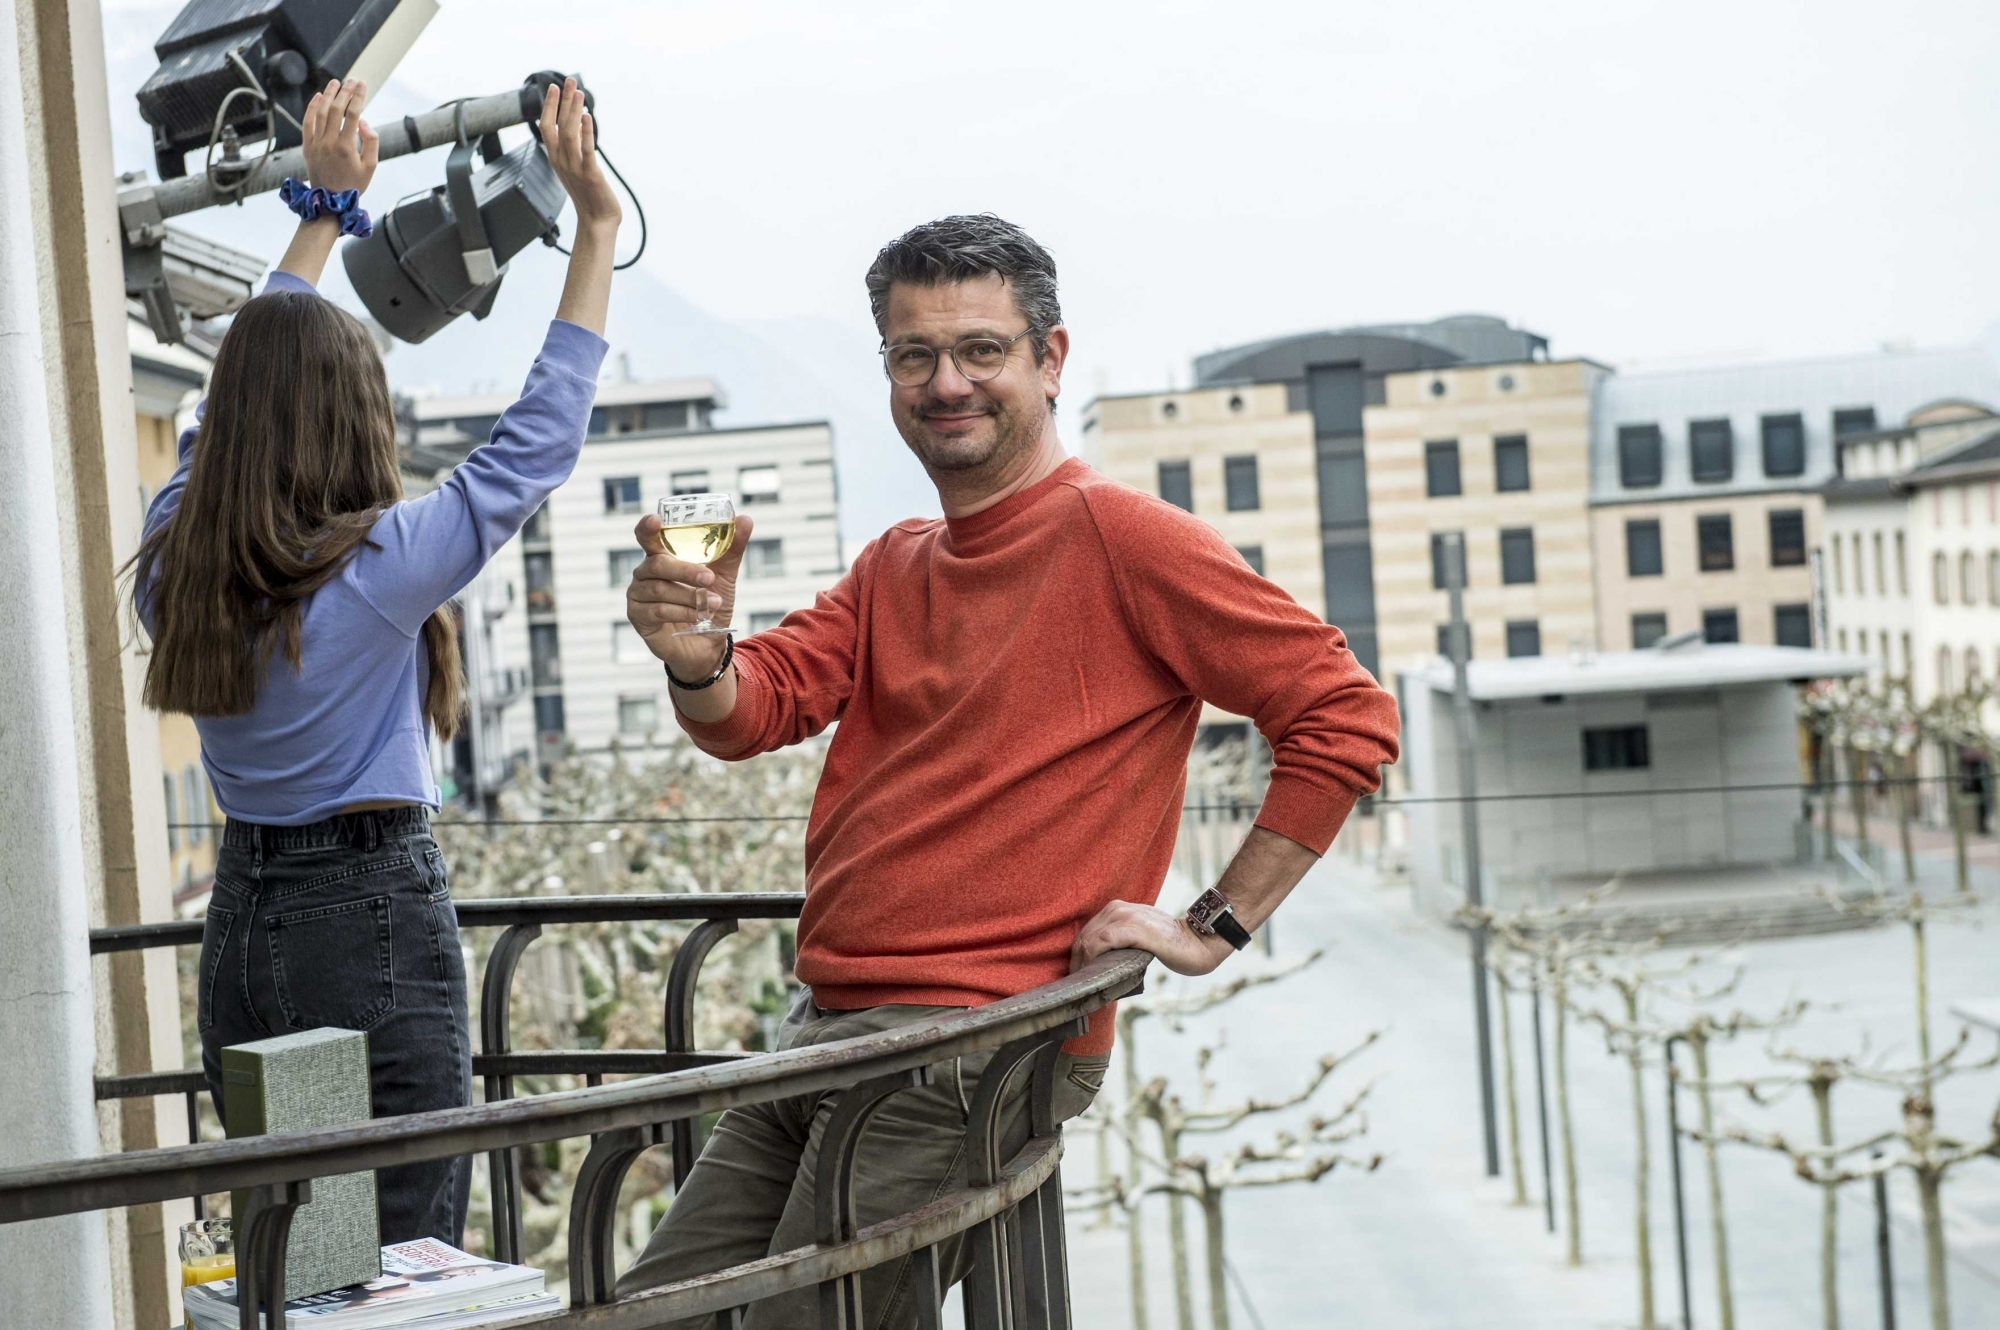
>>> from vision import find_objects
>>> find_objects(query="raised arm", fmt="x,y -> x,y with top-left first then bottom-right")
348,78 -> 621,635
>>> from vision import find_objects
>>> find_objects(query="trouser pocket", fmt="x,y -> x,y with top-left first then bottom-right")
266,895 -> 395,1031
1053,1052 -> 1110,1123
196,903 -> 237,1034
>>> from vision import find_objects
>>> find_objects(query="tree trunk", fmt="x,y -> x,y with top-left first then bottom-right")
1158,1121 -> 1196,1330
1689,1028 -> 1736,1330
1943,742 -> 1970,898
1911,895 -> 1934,1100
1896,752 -> 1917,884
1122,1032 -> 1150,1330
1622,988 -> 1657,1330
1497,974 -> 1529,1207
1811,1073 -> 1840,1330
1849,746 -> 1871,851
1821,736 -> 1837,861
1552,957 -> 1582,1266
1200,1185 -> 1230,1330
1917,1163 -> 1951,1330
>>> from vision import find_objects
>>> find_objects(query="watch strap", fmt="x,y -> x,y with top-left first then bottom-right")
1185,887 -> 1253,952
1211,907 -> 1253,951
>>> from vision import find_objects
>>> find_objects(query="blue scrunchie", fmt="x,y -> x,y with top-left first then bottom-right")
278,177 -> 373,238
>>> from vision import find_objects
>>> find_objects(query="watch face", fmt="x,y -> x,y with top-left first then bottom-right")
1187,890 -> 1228,933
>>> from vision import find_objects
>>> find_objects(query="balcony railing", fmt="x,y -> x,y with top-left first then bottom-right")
7,893 -> 1148,1329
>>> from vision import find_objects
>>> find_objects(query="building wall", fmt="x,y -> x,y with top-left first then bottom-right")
534,421 -> 842,751
1822,491 -> 1915,683
1083,382 -> 1323,617
1364,359 -> 1602,674
1905,476 -> 2000,701
1590,492 -> 1821,650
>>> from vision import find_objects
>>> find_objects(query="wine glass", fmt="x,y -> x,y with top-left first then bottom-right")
656,492 -> 737,636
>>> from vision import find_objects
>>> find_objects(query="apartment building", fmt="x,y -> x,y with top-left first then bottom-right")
1589,346 -> 2000,652
408,378 -> 843,774
1083,315 -> 1551,680
1365,357 -> 1606,672
1823,403 -> 2000,700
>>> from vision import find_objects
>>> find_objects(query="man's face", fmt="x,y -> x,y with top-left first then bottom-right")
882,275 -> 1065,476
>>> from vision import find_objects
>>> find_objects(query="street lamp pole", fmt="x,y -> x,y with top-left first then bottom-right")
1444,532 -> 1501,1178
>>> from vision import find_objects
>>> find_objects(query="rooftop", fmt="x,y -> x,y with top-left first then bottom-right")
1406,643 -> 1870,701
409,376 -> 726,420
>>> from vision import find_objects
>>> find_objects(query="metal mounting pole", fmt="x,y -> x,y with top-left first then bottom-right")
1531,970 -> 1555,1234
1665,1036 -> 1693,1330
1444,532 -> 1500,1178
1874,1153 -> 1896,1330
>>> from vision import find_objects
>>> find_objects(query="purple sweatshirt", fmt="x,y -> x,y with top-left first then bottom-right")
141,270 -> 608,825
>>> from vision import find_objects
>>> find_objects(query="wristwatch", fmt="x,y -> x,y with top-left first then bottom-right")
1184,888 -> 1253,951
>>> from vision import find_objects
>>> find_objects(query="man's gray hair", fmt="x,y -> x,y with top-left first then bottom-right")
865,214 -> 1062,358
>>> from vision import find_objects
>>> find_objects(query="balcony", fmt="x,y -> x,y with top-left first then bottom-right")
8,895 -> 1146,1328
479,666 -> 532,711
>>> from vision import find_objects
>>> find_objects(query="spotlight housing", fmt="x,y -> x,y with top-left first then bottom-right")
137,0 -> 438,181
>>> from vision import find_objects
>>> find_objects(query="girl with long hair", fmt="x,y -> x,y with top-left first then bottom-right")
133,77 -> 621,1244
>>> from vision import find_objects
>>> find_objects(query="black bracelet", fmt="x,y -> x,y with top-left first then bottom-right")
665,634 -> 734,691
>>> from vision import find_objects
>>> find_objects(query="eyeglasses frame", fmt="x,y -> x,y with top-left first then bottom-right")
878,328 -> 1036,387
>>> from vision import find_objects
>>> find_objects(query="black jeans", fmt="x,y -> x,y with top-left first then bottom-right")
198,807 -> 472,1246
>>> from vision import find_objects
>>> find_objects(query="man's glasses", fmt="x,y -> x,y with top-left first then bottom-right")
879,329 -> 1034,387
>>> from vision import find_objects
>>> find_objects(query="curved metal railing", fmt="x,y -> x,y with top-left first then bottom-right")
7,894 -> 1149,1329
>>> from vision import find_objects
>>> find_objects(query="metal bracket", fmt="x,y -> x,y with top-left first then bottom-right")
235,1178 -> 312,1330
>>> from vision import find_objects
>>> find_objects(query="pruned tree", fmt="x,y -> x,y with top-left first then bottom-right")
1916,675 -> 1992,899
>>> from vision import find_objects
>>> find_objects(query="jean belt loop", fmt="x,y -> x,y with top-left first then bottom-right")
361,815 -> 379,854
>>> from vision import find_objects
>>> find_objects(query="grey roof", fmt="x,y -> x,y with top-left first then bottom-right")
1192,314 -> 1548,387
1404,643 -> 1870,701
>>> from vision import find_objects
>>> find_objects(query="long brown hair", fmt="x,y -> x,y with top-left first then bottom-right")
133,291 -> 463,738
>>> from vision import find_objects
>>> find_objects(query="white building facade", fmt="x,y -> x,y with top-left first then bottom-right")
409,379 -> 843,789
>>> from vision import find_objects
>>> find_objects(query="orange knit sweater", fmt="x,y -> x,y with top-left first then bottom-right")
679,458 -> 1400,1053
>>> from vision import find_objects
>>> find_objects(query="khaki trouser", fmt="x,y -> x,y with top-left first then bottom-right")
616,990 -> 1109,1329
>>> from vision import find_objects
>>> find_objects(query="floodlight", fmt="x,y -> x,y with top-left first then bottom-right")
341,110 -> 567,344
136,0 -> 438,181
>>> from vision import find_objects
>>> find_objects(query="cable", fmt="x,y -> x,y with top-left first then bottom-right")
542,143 -> 649,271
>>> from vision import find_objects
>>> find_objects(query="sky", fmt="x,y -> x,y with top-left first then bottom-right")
103,0 -> 2000,537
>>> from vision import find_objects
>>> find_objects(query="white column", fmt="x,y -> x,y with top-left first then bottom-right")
0,0 -> 116,1322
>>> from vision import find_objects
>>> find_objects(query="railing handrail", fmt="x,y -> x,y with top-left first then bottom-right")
87,891 -> 812,954
0,948 -> 1148,1225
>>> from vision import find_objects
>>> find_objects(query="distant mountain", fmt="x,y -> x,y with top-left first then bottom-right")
100,5 -> 931,546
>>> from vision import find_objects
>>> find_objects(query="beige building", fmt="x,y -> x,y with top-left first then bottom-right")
1083,380 -> 1321,615
1365,358 -> 1606,676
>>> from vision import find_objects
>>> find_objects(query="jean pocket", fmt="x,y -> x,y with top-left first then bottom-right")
420,844 -> 451,900
1053,1052 -> 1111,1123
196,906 -> 237,1034
266,895 -> 395,1032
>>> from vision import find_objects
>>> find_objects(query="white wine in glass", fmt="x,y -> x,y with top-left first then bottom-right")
656,492 -> 737,636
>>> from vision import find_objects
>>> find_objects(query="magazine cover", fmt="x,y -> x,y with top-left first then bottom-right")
184,1238 -> 545,1330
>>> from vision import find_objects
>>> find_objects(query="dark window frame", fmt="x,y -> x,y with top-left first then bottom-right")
1618,424 -> 1663,488
1505,619 -> 1541,658
1430,532 -> 1467,591
1499,527 -> 1537,585
1224,454 -> 1261,511
1703,607 -> 1741,644
1761,413 -> 1806,478
1631,612 -> 1669,649
1697,513 -> 1735,572
603,475 -> 643,515
1425,440 -> 1463,498
1626,519 -> 1664,577
1768,508 -> 1807,567
1158,459 -> 1193,511
1494,435 -> 1531,493
1436,623 -> 1471,660
1774,602 -> 1813,648
1833,406 -> 1878,440
1583,725 -> 1651,772
1235,544 -> 1266,577
1690,418 -> 1735,483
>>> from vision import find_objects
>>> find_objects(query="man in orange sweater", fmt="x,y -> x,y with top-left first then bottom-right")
619,215 -> 1399,1324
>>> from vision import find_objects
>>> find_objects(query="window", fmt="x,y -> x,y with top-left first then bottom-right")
533,693 -> 565,735
522,503 -> 551,543
525,551 -> 555,613
162,773 -> 178,853
1235,545 -> 1266,577
1697,514 -> 1734,571
1838,628 -> 1849,651
1430,532 -> 1467,590
1631,612 -> 1669,649
1966,648 -> 1983,685
612,620 -> 650,664
1436,623 -> 1471,660
1499,527 -> 1537,585
1690,419 -> 1735,482
739,464 -> 781,505
529,623 -> 562,687
1902,632 -> 1913,675
743,538 -> 785,579
1618,424 -> 1663,488
1938,647 -> 1954,696
1832,537 -> 1845,594
1878,533 -> 1891,597
617,694 -> 660,735
747,611 -> 786,634
1768,509 -> 1806,567
670,469 -> 709,496
1158,460 -> 1193,511
643,401 -> 690,432
1703,607 -> 1740,643
1494,435 -> 1531,492
1425,441 -> 1462,497
1963,551 -> 1979,605
603,476 -> 642,515
1626,520 -> 1664,577
1988,551 -> 2000,606
1583,726 -> 1650,771
608,548 -> 643,586
1774,603 -> 1813,648
588,407 -> 609,436
1934,552 -> 1950,605
1761,414 -> 1806,478
1833,406 -> 1877,440
1505,620 -> 1542,658
1224,455 -> 1261,511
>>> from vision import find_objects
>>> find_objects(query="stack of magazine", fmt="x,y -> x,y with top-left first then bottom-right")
183,1238 -> 561,1330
